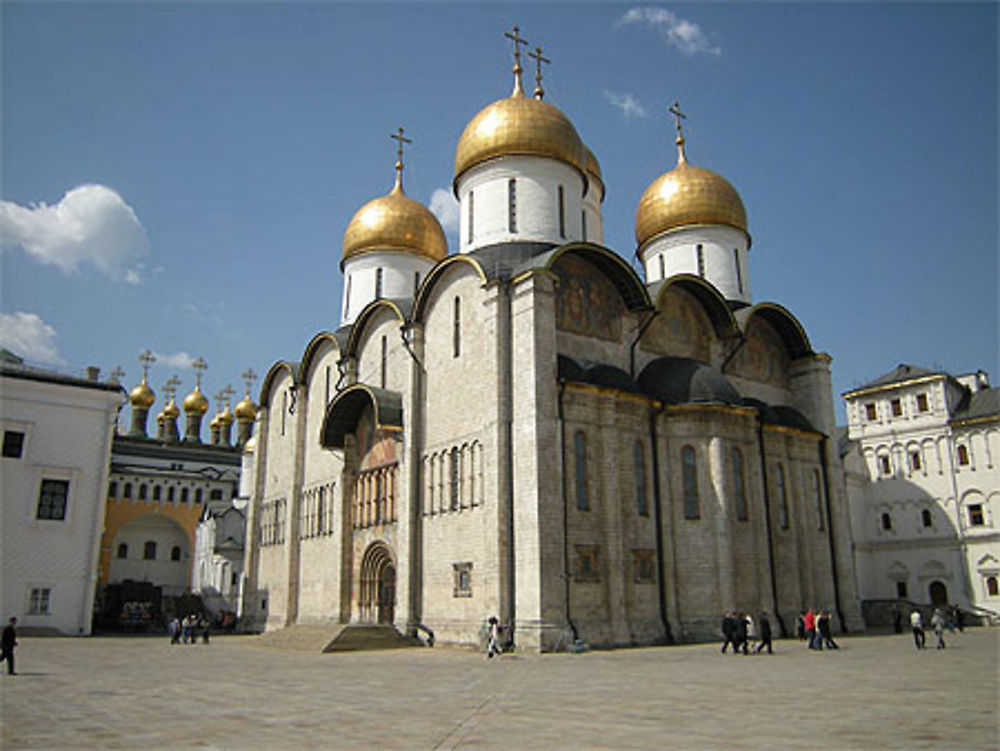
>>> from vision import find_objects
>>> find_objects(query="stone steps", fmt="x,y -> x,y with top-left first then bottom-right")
251,623 -> 422,653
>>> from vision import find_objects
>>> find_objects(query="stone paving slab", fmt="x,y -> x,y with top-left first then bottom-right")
1,629 -> 997,750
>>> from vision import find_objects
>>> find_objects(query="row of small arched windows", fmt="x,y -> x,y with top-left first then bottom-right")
116,542 -> 182,561
109,480 -> 225,504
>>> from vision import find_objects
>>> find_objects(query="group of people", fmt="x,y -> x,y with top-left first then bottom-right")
168,614 -> 210,644
720,611 -> 774,655
909,607 -> 950,650
797,609 -> 838,650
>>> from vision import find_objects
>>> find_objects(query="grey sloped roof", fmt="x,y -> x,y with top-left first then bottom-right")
469,241 -> 557,281
557,355 -> 640,394
953,387 -> 1000,423
638,357 -> 741,406
850,363 -> 943,392
741,397 -> 817,432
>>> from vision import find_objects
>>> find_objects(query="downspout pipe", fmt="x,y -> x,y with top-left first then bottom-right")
756,413 -> 787,637
648,401 -> 674,644
819,436 -> 847,633
557,381 -> 579,642
629,310 -> 658,379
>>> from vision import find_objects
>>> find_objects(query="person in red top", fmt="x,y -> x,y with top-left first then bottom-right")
803,609 -> 817,650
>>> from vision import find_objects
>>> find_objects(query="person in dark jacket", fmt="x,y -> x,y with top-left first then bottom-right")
754,613 -> 774,654
734,612 -> 749,655
720,612 -> 736,654
1,617 -> 18,675
818,611 -> 839,649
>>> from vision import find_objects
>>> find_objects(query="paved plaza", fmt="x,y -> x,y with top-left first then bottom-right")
1,628 -> 997,750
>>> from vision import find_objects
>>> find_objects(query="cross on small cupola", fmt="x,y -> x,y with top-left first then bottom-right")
504,25 -> 530,95
192,357 -> 208,389
138,349 -> 156,380
668,100 -> 689,163
528,46 -> 550,100
390,126 -> 412,192
241,368 -> 258,395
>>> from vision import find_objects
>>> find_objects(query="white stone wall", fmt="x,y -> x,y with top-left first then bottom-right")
457,156 -> 586,252
109,514 -> 189,592
641,225 -> 751,303
582,175 -> 604,246
341,252 -> 436,327
1,374 -> 123,635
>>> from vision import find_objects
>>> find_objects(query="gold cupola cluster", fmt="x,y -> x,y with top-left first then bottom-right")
341,128 -> 447,268
635,103 -> 748,248
453,26 -> 586,187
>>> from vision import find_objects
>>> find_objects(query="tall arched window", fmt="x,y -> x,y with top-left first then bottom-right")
153,485 -> 161,501
696,244 -> 705,277
682,446 -> 699,519
143,540 -> 157,560
375,267 -> 383,298
659,254 -> 665,280
380,335 -> 388,389
987,576 -> 999,597
453,296 -> 461,358
581,210 -> 587,242
467,190 -> 474,242
731,448 -> 747,521
167,487 -> 175,502
123,482 -> 133,499
921,509 -> 933,528
776,465 -> 789,529
634,441 -> 648,517
557,184 -> 566,238
344,274 -> 352,318
450,447 -> 460,511
108,481 -> 118,498
117,543 -> 128,559
734,248 -> 743,293
957,444 -> 970,466
181,488 -> 189,503
813,470 -> 825,531
508,178 -> 517,233
138,484 -> 148,501
414,271 -> 420,297
881,512 -> 892,531
574,431 -> 589,511
171,546 -> 181,561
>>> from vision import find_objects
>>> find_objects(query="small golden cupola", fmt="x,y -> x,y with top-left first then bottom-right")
127,350 -> 157,438
182,358 -> 209,444
234,368 -> 258,448
635,102 -> 753,304
453,26 -> 590,252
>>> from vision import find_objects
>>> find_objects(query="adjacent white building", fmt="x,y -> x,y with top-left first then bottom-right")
841,364 -> 1000,621
0,352 -> 125,635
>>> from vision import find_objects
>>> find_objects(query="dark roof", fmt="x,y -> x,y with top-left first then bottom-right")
638,357 -> 741,406
741,398 -> 817,432
320,384 -> 403,449
849,363 -> 944,393
557,356 -> 640,394
1,362 -> 125,395
468,241 -> 557,281
112,435 -> 241,464
953,387 -> 1000,424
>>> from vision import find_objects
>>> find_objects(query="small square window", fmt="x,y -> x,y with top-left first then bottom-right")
916,393 -> 929,412
895,581 -> 908,599
29,587 -> 51,615
891,398 -> 902,417
453,562 -> 473,598
865,403 -> 877,421
37,479 -> 69,520
968,504 -> 984,527
3,430 -> 25,458
633,550 -> 657,584
574,545 -> 601,582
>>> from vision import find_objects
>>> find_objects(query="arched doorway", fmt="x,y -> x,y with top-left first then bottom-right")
929,580 -> 948,606
359,542 -> 395,624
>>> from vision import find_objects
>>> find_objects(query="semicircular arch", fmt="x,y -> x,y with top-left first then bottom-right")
412,255 -> 488,323
259,361 -> 300,408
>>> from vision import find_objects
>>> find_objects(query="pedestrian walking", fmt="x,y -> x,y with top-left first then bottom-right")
734,612 -> 749,655
486,616 -> 502,659
804,609 -> 818,650
754,613 -> 774,654
168,617 -> 180,644
818,611 -> 838,650
796,611 -> 806,641
201,618 -> 211,644
720,612 -> 737,654
1,617 -> 17,675
930,609 -> 946,649
910,609 -> 926,650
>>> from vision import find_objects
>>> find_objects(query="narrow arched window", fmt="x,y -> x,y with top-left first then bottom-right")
171,545 -> 181,561
696,244 -> 705,277
195,488 -> 203,503
732,448 -> 748,521
558,184 -> 566,238
453,296 -> 461,358
921,509 -> 932,528
659,254 -> 665,281
317,487 -> 326,534
957,445 -> 970,466
344,275 -> 352,318
468,190 -> 474,242
143,540 -> 157,560
634,441 -> 648,516
734,248 -> 743,293
167,487 -> 175,502
414,271 -> 420,297
682,446 -> 699,519
138,483 -> 148,501
109,481 -> 118,498
776,464 -> 789,529
124,482 -> 133,499
153,485 -> 161,501
450,447 -> 460,511
508,179 -> 517,233
181,488 -> 189,503
988,576 -> 999,597
581,210 -> 587,242
380,335 -> 388,389
117,543 -> 128,559
814,469 -> 824,531
574,431 -> 589,511
881,512 -> 892,531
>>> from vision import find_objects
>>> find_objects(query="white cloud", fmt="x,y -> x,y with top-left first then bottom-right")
617,7 -> 722,56
604,90 -> 648,119
429,188 -> 459,234
152,351 -> 197,369
0,184 -> 151,282
0,312 -> 65,364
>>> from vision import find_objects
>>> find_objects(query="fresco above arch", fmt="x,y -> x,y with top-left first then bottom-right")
355,402 -> 399,471
729,317 -> 790,387
642,286 -> 713,361
554,254 -> 624,342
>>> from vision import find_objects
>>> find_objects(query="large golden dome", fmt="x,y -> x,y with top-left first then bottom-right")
183,386 -> 209,416
129,377 -> 155,409
454,88 -> 586,186
341,173 -> 447,267
635,142 -> 748,248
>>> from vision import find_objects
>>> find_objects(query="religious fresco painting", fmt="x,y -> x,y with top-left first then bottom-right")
554,255 -> 624,342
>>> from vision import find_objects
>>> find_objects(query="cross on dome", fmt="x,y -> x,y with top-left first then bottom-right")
241,368 -> 258,395
192,357 -> 208,388
528,46 -> 550,100
389,126 -> 412,192
504,25 -> 530,95
668,100 -> 689,163
164,375 -> 181,401
138,349 -> 156,379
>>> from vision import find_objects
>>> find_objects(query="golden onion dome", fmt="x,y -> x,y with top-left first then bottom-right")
584,144 -> 605,201
454,87 -> 586,187
234,394 -> 257,421
129,377 -> 155,409
635,140 -> 748,248
341,170 -> 447,267
163,399 -> 180,419
183,386 -> 209,416
219,407 -> 234,426
209,413 -> 222,429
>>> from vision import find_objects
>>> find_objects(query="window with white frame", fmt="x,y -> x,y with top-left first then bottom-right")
37,479 -> 69,520
28,587 -> 51,615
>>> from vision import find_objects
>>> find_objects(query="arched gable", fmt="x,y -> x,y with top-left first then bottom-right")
320,383 -> 403,450
412,255 -> 488,323
259,361 -> 300,408
741,303 -> 812,360
526,242 -> 651,312
345,298 -> 410,358
652,275 -> 739,339
301,332 -> 343,381
643,276 -> 738,359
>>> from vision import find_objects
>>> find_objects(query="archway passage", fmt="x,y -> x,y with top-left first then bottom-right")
359,542 -> 395,624
929,580 -> 948,606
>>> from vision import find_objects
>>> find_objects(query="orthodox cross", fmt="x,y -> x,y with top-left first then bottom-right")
528,46 -> 550,100
668,101 -> 687,142
138,349 -> 156,379
390,126 -> 411,187
220,384 -> 236,410
242,368 -> 258,396
505,25 -> 530,90
164,375 -> 181,402
191,357 -> 208,389
109,366 -> 125,385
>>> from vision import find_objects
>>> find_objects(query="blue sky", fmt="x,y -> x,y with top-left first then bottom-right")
2,2 -> 996,424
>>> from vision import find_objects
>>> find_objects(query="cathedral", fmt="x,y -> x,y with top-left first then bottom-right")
244,28 -> 863,650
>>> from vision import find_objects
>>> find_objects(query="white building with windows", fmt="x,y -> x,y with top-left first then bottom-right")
841,364 -> 1000,620
0,351 -> 125,635
244,29 -> 863,651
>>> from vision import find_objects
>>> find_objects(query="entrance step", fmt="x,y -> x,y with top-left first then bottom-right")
252,623 -> 421,653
